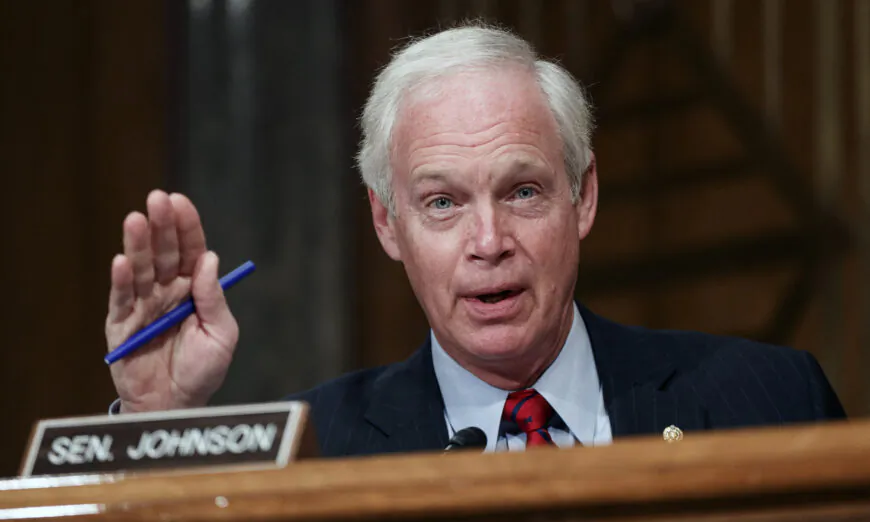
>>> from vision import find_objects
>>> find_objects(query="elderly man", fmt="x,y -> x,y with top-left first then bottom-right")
106,25 -> 845,456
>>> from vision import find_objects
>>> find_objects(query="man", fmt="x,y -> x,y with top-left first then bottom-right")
105,25 -> 845,456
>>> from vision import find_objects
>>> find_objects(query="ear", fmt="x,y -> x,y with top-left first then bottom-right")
576,153 -> 598,241
368,188 -> 402,261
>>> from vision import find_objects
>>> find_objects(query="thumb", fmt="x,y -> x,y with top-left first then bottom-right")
191,252 -> 238,342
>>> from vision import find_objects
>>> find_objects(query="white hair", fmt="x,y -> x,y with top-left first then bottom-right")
357,23 -> 594,214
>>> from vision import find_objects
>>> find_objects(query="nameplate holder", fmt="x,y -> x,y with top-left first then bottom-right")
20,401 -> 315,477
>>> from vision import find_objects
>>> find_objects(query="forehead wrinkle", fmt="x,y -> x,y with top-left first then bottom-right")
404,119 -> 518,153
405,138 -> 556,192
488,143 -> 552,166
392,68 -> 564,190
396,75 -> 553,145
405,126 -> 551,173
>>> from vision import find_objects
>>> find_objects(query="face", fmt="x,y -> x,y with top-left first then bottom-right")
370,66 -> 598,386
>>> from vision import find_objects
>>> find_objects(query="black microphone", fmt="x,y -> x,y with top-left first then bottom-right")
444,427 -> 487,451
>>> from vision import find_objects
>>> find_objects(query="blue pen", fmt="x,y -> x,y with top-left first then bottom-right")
104,260 -> 256,365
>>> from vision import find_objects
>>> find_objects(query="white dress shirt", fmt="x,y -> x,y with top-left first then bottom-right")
431,302 -> 612,452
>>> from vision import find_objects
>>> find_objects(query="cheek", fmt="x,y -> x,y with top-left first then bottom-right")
399,225 -> 465,295
520,216 -> 579,277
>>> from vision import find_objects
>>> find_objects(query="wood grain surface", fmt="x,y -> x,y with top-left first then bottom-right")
0,419 -> 869,521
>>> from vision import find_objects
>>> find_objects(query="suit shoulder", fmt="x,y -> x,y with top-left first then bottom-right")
650,327 -> 809,369
280,363 -> 396,457
641,326 -> 815,389
587,310 -> 801,366
285,364 -> 390,412
641,327 -> 846,424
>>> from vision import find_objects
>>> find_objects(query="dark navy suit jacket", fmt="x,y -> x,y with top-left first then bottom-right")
288,305 -> 846,457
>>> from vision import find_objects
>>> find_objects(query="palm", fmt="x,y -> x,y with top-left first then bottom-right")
106,191 -> 238,413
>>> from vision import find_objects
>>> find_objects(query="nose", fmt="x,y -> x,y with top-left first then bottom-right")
466,202 -> 515,265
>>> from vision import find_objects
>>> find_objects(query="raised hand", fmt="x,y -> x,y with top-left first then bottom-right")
105,190 -> 239,413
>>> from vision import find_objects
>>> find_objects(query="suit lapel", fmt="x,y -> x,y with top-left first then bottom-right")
605,370 -> 708,437
363,339 -> 449,453
580,305 -> 707,438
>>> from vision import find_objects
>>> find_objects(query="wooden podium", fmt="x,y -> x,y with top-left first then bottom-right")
1,419 -> 870,521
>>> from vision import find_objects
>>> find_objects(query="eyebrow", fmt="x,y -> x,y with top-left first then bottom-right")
493,158 -> 551,186
503,158 -> 547,176
410,170 -> 451,184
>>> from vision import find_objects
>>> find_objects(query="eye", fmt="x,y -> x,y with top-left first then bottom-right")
515,186 -> 538,200
430,197 -> 454,210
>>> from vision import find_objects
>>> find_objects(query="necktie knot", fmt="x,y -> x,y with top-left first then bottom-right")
502,388 -> 555,446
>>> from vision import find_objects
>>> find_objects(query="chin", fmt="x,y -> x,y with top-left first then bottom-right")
458,323 -> 535,362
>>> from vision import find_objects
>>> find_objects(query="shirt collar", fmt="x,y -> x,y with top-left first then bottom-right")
431,302 -> 602,451
430,333 -> 507,453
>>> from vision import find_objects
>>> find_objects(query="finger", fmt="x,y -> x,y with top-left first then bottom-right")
123,211 -> 155,298
169,193 -> 207,277
191,251 -> 238,347
107,254 -> 135,323
147,190 -> 180,285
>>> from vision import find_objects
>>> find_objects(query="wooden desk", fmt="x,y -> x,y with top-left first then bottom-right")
1,419 -> 869,521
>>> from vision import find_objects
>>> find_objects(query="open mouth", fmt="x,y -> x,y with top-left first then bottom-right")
475,289 -> 521,304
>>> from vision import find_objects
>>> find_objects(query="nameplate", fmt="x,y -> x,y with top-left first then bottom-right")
20,401 -> 312,477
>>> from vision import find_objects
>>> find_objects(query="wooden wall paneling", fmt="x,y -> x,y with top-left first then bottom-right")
856,0 -> 870,416
349,1 -> 429,369
0,0 -> 166,476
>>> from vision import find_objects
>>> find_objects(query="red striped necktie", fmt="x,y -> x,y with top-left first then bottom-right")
502,388 -> 555,447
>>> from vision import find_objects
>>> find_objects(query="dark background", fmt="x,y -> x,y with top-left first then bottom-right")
1,0 -> 867,477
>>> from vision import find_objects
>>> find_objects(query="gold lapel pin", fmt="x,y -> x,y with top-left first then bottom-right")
663,425 -> 683,443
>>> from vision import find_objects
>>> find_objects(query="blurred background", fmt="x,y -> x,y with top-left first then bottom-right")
1,0 -> 867,476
